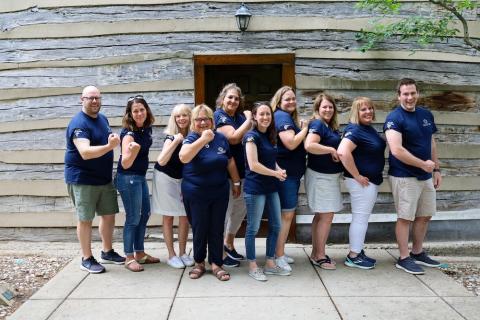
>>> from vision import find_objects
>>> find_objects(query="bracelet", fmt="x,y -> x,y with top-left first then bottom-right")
433,168 -> 441,173
233,181 -> 241,186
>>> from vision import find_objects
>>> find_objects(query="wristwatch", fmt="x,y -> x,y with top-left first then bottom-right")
433,168 -> 441,173
233,181 -> 241,186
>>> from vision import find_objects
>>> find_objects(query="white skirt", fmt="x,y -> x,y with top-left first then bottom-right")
151,170 -> 186,217
304,168 -> 343,213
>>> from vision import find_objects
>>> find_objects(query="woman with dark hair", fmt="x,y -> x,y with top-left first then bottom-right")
243,102 -> 288,281
115,95 -> 159,272
179,104 -> 241,281
338,97 -> 386,269
270,86 -> 308,272
213,83 -> 252,267
304,93 -> 343,270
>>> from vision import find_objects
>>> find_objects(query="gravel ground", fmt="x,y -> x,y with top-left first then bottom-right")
0,255 -> 73,320
0,241 -> 478,320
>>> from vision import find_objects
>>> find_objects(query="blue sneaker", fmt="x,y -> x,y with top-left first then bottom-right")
224,245 -> 245,261
344,254 -> 375,269
223,255 -> 240,268
410,251 -> 441,268
81,256 -> 105,273
100,249 -> 126,265
396,256 -> 425,275
359,250 -> 376,264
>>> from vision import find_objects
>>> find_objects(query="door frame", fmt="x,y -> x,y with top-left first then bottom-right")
193,53 -> 297,242
193,53 -> 296,105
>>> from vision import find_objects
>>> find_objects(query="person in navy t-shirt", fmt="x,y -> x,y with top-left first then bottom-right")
151,104 -> 194,269
64,86 -> 123,274
243,102 -> 289,281
304,93 -> 343,270
338,97 -> 386,270
115,95 -> 159,272
214,83 -> 252,266
384,78 -> 442,275
179,104 -> 241,281
270,86 -> 308,272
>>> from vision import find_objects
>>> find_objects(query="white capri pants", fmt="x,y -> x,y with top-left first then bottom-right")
344,177 -> 379,253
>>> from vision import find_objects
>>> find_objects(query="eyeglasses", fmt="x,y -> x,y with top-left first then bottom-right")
82,96 -> 101,101
128,95 -> 144,102
194,118 -> 212,123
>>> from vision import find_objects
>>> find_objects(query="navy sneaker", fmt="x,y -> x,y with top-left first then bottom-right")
223,255 -> 240,268
344,254 -> 375,270
81,256 -> 105,273
410,251 -> 441,268
224,245 -> 245,261
396,256 -> 425,275
359,250 -> 377,264
100,249 -> 126,265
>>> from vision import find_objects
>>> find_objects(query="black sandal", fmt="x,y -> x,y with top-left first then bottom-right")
311,255 -> 336,270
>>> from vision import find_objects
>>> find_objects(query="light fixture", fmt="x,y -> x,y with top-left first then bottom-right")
235,3 -> 252,32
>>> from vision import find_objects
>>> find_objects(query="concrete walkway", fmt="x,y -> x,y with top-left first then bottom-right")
8,242 -> 479,320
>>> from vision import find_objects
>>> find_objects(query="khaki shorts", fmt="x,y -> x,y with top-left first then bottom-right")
67,183 -> 119,221
389,176 -> 436,221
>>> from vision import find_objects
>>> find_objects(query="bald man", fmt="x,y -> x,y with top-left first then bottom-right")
65,86 -> 125,273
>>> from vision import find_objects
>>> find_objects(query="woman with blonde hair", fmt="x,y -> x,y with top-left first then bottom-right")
180,104 -> 241,281
304,93 -> 343,270
214,83 -> 252,267
338,97 -> 386,269
270,86 -> 308,272
152,104 -> 194,269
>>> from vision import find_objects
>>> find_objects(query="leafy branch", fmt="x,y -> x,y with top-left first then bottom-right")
356,0 -> 479,52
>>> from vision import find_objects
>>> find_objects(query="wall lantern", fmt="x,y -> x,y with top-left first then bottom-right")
235,3 -> 252,32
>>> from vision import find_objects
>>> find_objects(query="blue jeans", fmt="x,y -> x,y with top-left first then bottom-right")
244,192 -> 281,261
115,174 -> 150,256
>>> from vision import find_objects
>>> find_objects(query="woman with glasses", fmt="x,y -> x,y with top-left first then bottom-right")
270,86 -> 308,273
304,93 -> 343,270
179,104 -> 241,281
115,95 -> 159,272
213,83 -> 252,267
338,97 -> 386,269
151,104 -> 194,269
244,102 -> 288,281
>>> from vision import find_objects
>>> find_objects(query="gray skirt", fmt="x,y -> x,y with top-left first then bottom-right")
151,170 -> 186,217
304,168 -> 343,213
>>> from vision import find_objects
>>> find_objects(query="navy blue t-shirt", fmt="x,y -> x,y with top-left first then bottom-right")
274,109 -> 306,178
214,108 -> 247,179
181,132 -> 231,196
117,127 -> 152,176
64,111 -> 114,185
343,123 -> 386,185
154,135 -> 183,179
243,129 -> 278,195
307,119 -> 343,174
383,106 -> 437,180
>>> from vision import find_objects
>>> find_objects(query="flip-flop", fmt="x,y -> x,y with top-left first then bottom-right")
311,255 -> 336,270
189,265 -> 206,279
125,259 -> 144,272
137,254 -> 160,264
213,268 -> 230,281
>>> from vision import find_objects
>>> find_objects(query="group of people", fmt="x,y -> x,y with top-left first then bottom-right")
64,77 -> 442,281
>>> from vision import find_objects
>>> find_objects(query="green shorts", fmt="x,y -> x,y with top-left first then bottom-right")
67,183 -> 119,221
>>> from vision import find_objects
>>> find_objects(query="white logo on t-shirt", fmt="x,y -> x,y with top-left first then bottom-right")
217,147 -> 226,154
422,119 -> 431,127
386,121 -> 395,129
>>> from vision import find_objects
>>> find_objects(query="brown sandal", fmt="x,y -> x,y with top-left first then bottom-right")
213,268 -> 230,281
136,254 -> 160,264
189,265 -> 206,279
125,259 -> 144,272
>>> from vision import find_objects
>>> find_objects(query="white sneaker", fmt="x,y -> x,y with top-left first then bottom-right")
180,254 -> 195,267
284,254 -> 295,264
248,268 -> 268,282
167,256 -> 185,269
275,256 -> 292,272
